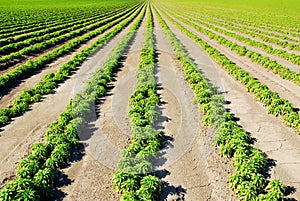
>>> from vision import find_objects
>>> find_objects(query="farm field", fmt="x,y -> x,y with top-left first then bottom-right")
0,0 -> 299,200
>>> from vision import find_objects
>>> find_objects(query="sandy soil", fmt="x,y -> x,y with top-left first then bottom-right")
167,11 -> 300,75
54,10 -> 147,201
0,12 -> 142,188
164,12 -> 300,110
0,13 -> 125,80
1,4 -> 298,201
157,9 -> 300,200
192,17 -> 300,55
152,11 -> 237,201
0,21 -> 124,108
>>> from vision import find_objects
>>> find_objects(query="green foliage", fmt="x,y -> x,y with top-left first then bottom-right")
113,6 -> 163,200
154,6 -> 287,200
0,2 -> 144,200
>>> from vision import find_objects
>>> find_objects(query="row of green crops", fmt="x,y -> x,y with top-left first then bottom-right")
159,9 -> 300,135
0,7 -> 126,55
0,7 -> 126,45
0,4 -> 146,201
113,6 -> 163,201
0,4 -> 140,92
189,14 -> 300,45
154,0 -> 300,33
0,5 -> 143,128
163,6 -> 300,51
197,17 -> 300,51
154,6 -> 286,201
173,11 -> 300,66
164,10 -> 300,85
0,4 -> 140,64
0,0 -> 139,31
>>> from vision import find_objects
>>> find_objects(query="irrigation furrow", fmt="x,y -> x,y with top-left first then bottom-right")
0,4 -> 144,190
155,5 -> 300,200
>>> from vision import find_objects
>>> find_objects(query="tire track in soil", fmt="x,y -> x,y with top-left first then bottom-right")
0,13 -> 143,187
152,10 -> 237,201
158,9 -> 300,200
55,11 -> 148,201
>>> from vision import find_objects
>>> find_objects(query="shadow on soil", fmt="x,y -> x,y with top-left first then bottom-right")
50,30 -> 138,200
153,40 -> 187,199
224,101 -> 297,199
52,143 -> 85,201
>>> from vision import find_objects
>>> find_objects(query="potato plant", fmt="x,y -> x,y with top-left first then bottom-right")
113,6 -> 163,200
0,5 -> 146,200
154,7 -> 286,200
0,5 -> 143,129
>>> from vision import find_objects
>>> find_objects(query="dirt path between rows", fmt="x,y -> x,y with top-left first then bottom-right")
0,13 -> 127,76
0,19 -> 127,108
54,10 -> 148,201
158,8 -> 300,200
164,12 -> 300,110
0,12 -> 143,187
152,10 -> 238,201
168,11 -> 300,74
197,18 -> 300,55
189,19 -> 300,73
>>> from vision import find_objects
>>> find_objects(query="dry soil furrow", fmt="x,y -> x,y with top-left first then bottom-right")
0,12 -> 142,186
165,7 -> 300,49
152,11 -> 237,201
0,21 -> 126,108
193,17 -> 300,55
165,13 -> 300,110
55,10 -> 148,201
172,12 -> 300,73
158,9 -> 300,200
214,20 -> 300,43
0,13 -> 127,75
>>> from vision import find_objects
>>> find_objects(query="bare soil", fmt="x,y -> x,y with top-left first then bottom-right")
0,13 -> 142,188
165,12 -> 300,110
153,12 -> 237,201
188,19 -> 300,73
159,9 -> 300,200
0,21 -> 125,107
54,11 -> 147,201
198,18 -> 300,55
1,5 -> 298,201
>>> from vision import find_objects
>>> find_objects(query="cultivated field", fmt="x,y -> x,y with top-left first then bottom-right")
0,0 -> 299,200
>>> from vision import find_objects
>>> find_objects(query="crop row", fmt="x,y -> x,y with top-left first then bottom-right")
113,6 -> 163,201
0,8 -> 109,37
212,15 -> 300,39
0,9 -> 125,56
0,5 -> 139,64
0,4 -> 135,36
182,12 -> 300,51
207,17 -> 300,45
0,5 -> 141,93
160,9 -> 300,133
0,4 -> 145,201
0,6 -> 129,48
168,7 -> 300,46
154,6 -> 286,201
164,10 -> 300,86
0,5 -> 143,128
170,10 -> 300,66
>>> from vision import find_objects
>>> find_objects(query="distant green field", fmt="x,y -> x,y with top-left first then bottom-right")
157,0 -> 300,28
0,0 -> 137,8
0,0 -> 140,28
